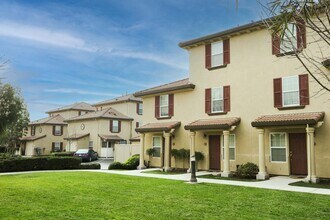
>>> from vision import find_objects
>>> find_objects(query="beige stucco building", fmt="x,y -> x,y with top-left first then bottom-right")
135,18 -> 329,182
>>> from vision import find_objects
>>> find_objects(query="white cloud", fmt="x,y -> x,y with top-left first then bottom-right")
44,88 -> 119,97
0,21 -> 97,52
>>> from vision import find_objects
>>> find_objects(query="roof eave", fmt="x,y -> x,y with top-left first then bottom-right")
251,119 -> 318,128
134,84 -> 195,97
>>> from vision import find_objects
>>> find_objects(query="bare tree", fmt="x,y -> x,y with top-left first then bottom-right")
260,0 -> 330,93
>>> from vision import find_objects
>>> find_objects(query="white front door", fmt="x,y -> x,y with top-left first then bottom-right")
101,142 -> 114,158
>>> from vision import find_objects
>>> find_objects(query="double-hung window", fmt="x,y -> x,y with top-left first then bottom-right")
211,87 -> 223,113
221,134 -> 236,160
138,103 -> 143,115
54,142 -> 61,152
54,125 -> 62,136
160,95 -> 169,117
112,120 -> 119,133
152,136 -> 162,157
270,133 -> 286,162
282,75 -> 299,107
280,23 -> 297,53
211,41 -> 223,67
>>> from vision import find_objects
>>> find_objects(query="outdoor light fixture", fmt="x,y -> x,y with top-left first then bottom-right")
190,155 -> 197,183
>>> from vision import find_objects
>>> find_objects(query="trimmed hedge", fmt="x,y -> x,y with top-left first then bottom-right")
80,163 -> 101,169
52,152 -> 75,157
0,157 -> 82,173
109,154 -> 140,170
236,162 -> 259,179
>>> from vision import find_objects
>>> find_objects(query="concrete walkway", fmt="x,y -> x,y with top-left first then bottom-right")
1,168 -> 329,195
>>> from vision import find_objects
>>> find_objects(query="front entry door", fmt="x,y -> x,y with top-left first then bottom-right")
101,141 -> 114,158
289,133 -> 307,175
209,135 -> 220,170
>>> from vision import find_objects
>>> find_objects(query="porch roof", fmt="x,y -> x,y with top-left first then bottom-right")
184,117 -> 241,131
251,112 -> 325,127
98,134 -> 124,141
129,135 -> 140,142
20,135 -> 46,142
135,121 -> 181,133
64,133 -> 90,140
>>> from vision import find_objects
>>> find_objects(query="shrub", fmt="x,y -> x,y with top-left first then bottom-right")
52,152 -> 75,157
236,162 -> 259,179
80,163 -> 101,169
0,157 -> 82,172
146,148 -> 156,157
108,155 -> 140,170
0,153 -> 21,161
195,151 -> 205,161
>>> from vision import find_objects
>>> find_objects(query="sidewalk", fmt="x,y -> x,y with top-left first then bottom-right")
1,168 -> 329,195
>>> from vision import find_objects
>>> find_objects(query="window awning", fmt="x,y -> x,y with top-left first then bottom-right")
135,121 -> 181,133
98,134 -> 124,141
20,135 -> 46,142
251,112 -> 325,127
184,117 -> 241,131
64,133 -> 90,140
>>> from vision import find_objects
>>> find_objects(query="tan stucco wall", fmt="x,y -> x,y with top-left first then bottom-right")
67,118 -> 132,154
140,27 -> 330,177
95,101 -> 143,137
24,124 -> 68,156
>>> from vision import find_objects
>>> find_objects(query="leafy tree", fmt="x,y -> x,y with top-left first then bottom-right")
260,0 -> 330,92
0,61 -> 29,154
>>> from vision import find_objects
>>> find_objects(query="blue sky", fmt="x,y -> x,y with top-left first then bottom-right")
0,0 -> 265,120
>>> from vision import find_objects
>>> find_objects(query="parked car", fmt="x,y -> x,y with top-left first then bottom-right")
74,149 -> 98,162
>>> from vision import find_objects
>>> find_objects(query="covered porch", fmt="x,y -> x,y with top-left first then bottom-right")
136,121 -> 181,171
184,117 -> 241,177
252,112 -> 325,183
98,134 -> 125,158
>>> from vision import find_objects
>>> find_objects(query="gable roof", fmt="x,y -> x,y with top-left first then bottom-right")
46,102 -> 94,114
65,107 -> 133,122
93,94 -> 142,107
185,117 -> 241,131
20,135 -> 47,142
29,115 -> 67,125
134,78 -> 195,97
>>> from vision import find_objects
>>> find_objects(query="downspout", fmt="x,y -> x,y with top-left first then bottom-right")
307,124 -> 312,183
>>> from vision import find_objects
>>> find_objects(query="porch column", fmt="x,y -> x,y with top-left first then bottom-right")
256,129 -> 269,180
163,132 -> 171,172
138,133 -> 146,169
221,130 -> 232,177
189,131 -> 196,172
305,127 -> 318,183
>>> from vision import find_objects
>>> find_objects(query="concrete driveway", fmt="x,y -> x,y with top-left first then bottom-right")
95,158 -> 114,170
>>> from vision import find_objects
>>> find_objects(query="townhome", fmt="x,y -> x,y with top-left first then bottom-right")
135,17 -> 329,182
93,94 -> 143,138
65,107 -> 133,158
20,102 -> 95,156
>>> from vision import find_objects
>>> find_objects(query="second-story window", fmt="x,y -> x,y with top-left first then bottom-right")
211,87 -> 223,113
31,126 -> 36,136
160,95 -> 169,117
205,39 -> 230,69
137,103 -> 143,115
280,23 -> 297,53
282,75 -> 299,107
211,41 -> 223,67
53,125 -> 62,136
110,120 -> 121,133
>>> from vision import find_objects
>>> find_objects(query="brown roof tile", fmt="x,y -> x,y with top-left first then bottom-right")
136,121 -> 181,133
64,133 -> 90,140
93,94 -> 142,106
46,102 -> 94,114
98,134 -> 124,141
29,115 -> 67,125
134,78 -> 195,97
184,117 -> 241,131
20,135 -> 46,142
251,112 -> 325,127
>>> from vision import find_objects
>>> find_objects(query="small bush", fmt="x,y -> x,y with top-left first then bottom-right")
108,155 -> 140,170
52,152 -> 75,157
0,157 -> 82,172
195,151 -> 205,161
80,163 -> 101,169
236,162 -> 259,179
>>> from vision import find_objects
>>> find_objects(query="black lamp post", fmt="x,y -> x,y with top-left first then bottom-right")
190,155 -> 197,183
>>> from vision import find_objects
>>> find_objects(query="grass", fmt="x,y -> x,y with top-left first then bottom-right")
289,179 -> 330,189
141,169 -> 187,175
0,172 -> 330,219
198,174 -> 263,182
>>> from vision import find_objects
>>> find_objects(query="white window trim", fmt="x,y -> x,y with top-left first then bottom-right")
211,87 -> 224,113
54,125 -> 61,135
269,132 -> 288,163
211,41 -> 224,68
138,103 -> 143,115
152,136 -> 162,157
159,95 -> 169,117
221,134 -> 236,161
282,75 -> 300,107
54,142 -> 61,151
112,120 -> 119,133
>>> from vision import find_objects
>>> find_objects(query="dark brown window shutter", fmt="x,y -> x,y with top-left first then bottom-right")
223,86 -> 231,112
52,143 -> 55,152
136,122 -> 139,128
60,142 -> 63,151
296,18 -> 307,49
272,33 -> 281,55
223,39 -> 230,65
205,44 -> 211,69
52,126 -> 55,135
60,126 -> 63,135
299,74 -> 309,105
205,88 -> 211,114
169,94 -> 174,117
155,96 -> 160,118
273,78 -> 283,108
109,120 -> 113,132
118,121 -> 121,133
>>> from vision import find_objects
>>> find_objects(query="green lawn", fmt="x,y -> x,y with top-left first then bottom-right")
289,180 -> 330,189
0,172 -> 329,219
141,170 -> 187,175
